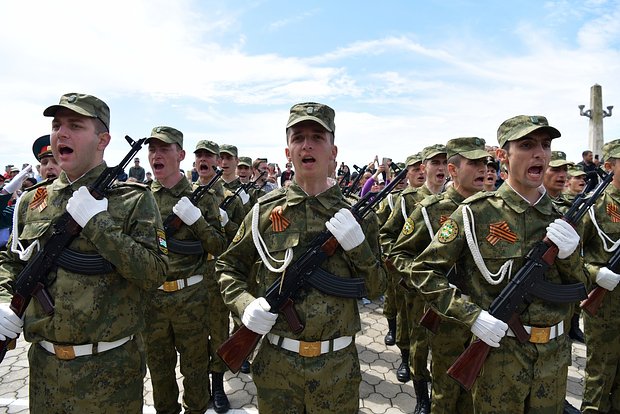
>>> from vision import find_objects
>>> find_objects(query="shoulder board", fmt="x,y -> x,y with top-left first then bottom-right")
401,187 -> 419,195
23,177 -> 56,192
112,181 -> 150,191
462,190 -> 495,204
257,187 -> 286,204
419,193 -> 444,207
224,188 -> 235,197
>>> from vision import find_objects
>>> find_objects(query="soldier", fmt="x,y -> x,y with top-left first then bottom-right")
0,92 -> 169,413
484,156 -> 499,191
144,127 -> 227,414
420,144 -> 448,195
398,115 -> 584,412
32,134 -> 60,181
580,139 -> 620,413
564,166 -> 587,202
217,102 -> 386,413
237,156 -> 265,210
219,144 -> 251,210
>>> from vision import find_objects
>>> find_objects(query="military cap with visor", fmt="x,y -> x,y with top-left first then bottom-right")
567,165 -> 586,177
405,153 -> 423,167
32,134 -> 53,161
219,144 -> 238,157
286,102 -> 335,133
549,151 -> 574,168
422,144 -> 447,161
147,126 -> 184,148
446,137 -> 488,160
238,156 -> 252,167
43,93 -> 110,132
194,140 -> 220,155
602,138 -> 620,161
497,115 -> 560,148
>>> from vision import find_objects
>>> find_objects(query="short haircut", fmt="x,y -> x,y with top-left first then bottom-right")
582,150 -> 593,157
447,154 -> 463,167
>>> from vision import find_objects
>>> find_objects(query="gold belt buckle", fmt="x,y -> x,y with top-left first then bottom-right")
53,344 -> 76,360
299,340 -> 322,357
162,280 -> 179,292
529,326 -> 551,344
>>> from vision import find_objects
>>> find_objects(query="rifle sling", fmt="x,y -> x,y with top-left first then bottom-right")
56,249 -> 115,275
305,266 -> 367,298
167,238 -> 204,255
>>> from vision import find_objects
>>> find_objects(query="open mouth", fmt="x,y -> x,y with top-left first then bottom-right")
474,177 -> 485,184
199,164 -> 211,172
58,144 -> 73,155
302,156 -> 316,165
153,162 -> 165,172
436,173 -> 445,181
527,165 -> 543,179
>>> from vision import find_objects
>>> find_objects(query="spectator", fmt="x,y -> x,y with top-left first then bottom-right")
577,150 -> 598,174
280,162 -> 295,187
128,157 -> 146,182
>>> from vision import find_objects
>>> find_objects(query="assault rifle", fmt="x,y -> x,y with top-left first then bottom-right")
447,170 -> 614,391
163,167 -> 222,255
0,135 -> 146,363
219,170 -> 265,211
217,163 -> 408,373
343,164 -> 367,197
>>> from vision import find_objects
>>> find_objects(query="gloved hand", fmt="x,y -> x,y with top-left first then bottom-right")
242,297 -> 278,335
172,196 -> 202,226
325,208 -> 365,251
546,219 -> 579,259
596,267 -> 620,291
66,186 -> 108,228
0,303 -> 23,341
238,189 -> 250,205
2,165 -> 33,194
219,208 -> 229,227
470,310 -> 508,348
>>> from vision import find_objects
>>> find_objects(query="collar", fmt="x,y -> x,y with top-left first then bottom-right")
446,185 -> 466,204
286,181 -> 343,210
496,182 -> 553,215
52,162 -> 108,192
151,174 -> 192,196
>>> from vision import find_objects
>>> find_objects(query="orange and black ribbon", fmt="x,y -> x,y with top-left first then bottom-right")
607,203 -> 620,223
486,220 -> 518,246
270,206 -> 290,232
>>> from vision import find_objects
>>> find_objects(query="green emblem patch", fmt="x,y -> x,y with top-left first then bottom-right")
402,217 -> 415,236
437,218 -> 458,243
156,229 -> 168,255
232,222 -> 245,243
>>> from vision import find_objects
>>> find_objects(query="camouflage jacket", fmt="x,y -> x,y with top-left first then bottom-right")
379,186 -> 427,259
216,181 -> 387,340
0,163 -> 169,344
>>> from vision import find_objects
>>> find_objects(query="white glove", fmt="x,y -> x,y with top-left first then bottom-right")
0,303 -> 23,341
470,310 -> 508,348
325,208 -> 365,251
546,219 -> 579,259
241,297 -> 278,335
172,196 -> 202,226
238,189 -> 250,205
2,165 -> 33,194
66,186 -> 108,228
596,267 -> 620,291
219,208 -> 229,227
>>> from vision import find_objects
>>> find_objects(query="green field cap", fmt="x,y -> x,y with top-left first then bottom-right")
602,138 -> 620,161
238,156 -> 252,167
549,151 -> 574,168
44,93 -> 110,131
446,137 -> 488,160
148,126 -> 184,148
405,153 -> 423,166
568,165 -> 586,177
220,144 -> 238,157
422,144 -> 447,161
497,115 -> 560,147
286,102 -> 335,133
195,140 -> 220,155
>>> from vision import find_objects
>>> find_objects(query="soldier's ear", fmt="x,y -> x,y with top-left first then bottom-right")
496,148 -> 508,163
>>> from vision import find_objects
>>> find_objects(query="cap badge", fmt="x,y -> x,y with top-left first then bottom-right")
67,95 -> 77,103
306,107 -> 314,114
156,127 -> 162,133
530,116 -> 539,124
486,221 -> 518,245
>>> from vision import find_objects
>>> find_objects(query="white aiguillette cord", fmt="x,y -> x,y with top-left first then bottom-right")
251,202 -> 293,276
10,194 -> 40,261
462,205 -> 513,285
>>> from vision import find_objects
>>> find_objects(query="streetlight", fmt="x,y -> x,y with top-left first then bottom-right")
578,104 -> 592,119
603,106 -> 614,118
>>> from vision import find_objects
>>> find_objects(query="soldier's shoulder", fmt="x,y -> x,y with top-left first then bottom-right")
401,187 -> 419,195
420,193 -> 444,207
462,190 -> 495,205
258,187 -> 287,205
23,177 -> 56,193
112,181 -> 151,192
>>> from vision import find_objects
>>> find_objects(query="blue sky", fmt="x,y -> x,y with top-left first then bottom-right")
1,0 -> 619,175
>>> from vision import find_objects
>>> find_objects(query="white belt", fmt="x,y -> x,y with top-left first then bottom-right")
39,335 -> 134,360
507,321 -> 564,344
266,333 -> 353,358
158,275 -> 203,292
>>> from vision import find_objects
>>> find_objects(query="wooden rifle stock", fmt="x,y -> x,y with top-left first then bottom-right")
446,339 -> 490,391
581,287 -> 606,316
217,325 -> 261,373
419,308 -> 442,334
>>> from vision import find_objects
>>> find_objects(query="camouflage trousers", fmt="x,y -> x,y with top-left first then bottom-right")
143,281 -> 210,414
394,284 -> 409,349
252,338 -> 361,413
582,289 -> 620,413
382,267 -> 399,320
205,266 -> 231,373
28,336 -> 145,414
471,333 -> 571,414
404,289 -> 431,381
429,319 -> 473,414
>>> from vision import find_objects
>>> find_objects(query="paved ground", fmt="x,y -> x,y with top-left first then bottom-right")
0,300 -> 586,413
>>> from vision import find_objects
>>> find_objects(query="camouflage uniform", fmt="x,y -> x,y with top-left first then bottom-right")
144,130 -> 227,414
581,141 -> 620,413
217,182 -> 386,413
0,164 -> 168,414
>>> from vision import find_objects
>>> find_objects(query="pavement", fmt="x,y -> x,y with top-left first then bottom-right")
0,300 -> 586,413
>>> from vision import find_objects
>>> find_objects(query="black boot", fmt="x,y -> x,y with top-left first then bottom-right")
413,380 -> 430,414
239,359 -> 251,374
396,349 -> 411,383
563,399 -> 580,414
384,318 -> 397,346
211,372 -> 230,413
568,313 -> 585,343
